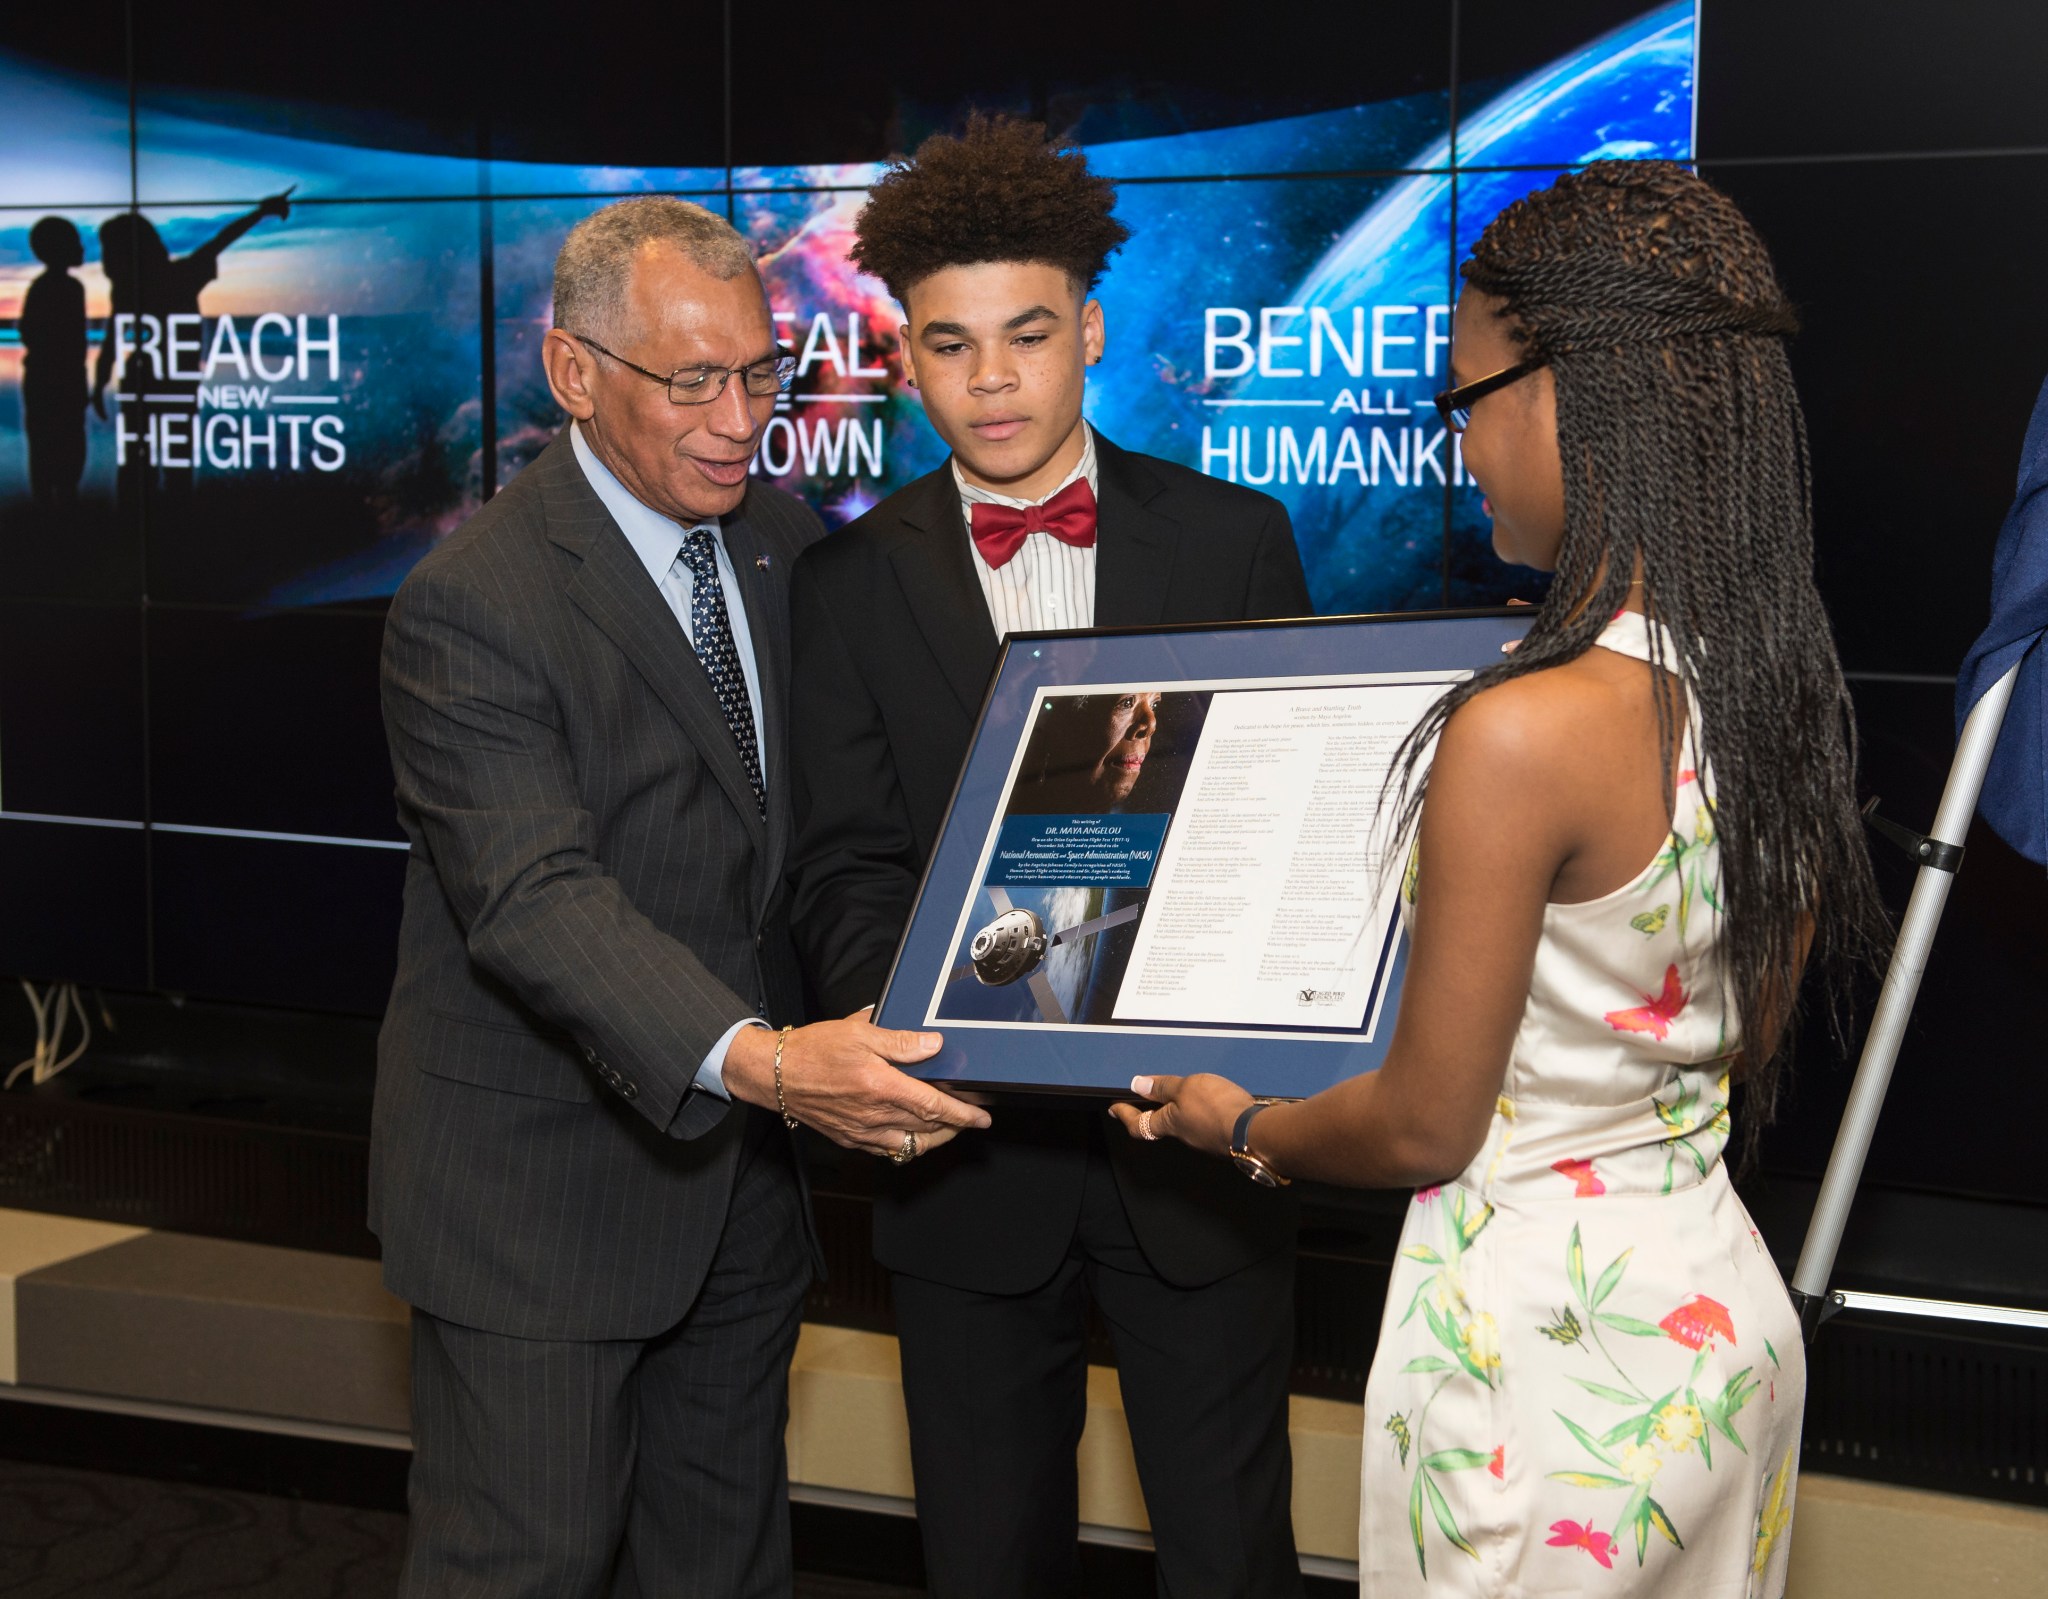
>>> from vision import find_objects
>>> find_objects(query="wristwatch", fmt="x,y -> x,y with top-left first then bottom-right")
1229,1099 -> 1290,1188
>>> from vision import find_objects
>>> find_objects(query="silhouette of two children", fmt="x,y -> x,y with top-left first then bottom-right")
15,190 -> 293,504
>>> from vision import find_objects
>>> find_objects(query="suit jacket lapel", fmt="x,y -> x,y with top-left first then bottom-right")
1092,434 -> 1181,628
540,439 -> 770,854
887,465 -> 1001,717
718,504 -> 790,894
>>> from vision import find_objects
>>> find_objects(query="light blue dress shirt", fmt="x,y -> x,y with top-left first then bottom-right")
569,420 -> 766,1101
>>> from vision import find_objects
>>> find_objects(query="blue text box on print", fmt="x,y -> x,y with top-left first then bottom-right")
987,814 -> 1170,889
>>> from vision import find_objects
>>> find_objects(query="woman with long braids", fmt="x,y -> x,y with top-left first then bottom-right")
1113,161 -> 1883,1594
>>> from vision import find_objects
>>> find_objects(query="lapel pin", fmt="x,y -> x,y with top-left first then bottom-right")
755,554 -> 772,572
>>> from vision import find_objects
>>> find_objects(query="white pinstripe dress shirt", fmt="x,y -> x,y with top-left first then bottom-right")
569,419 -> 763,1100
953,424 -> 1099,635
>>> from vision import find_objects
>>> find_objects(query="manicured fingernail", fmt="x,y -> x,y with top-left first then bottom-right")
1131,1076 -> 1154,1097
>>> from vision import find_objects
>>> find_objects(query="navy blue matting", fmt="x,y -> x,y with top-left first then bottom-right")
874,608 -> 1535,1099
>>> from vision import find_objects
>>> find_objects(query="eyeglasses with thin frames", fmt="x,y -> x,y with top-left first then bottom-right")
1433,357 -> 1549,433
569,332 -> 796,406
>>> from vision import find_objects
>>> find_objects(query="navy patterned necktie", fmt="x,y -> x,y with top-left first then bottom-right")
675,529 -> 765,818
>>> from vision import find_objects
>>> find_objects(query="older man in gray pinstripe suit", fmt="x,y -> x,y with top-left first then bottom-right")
371,197 -> 990,1599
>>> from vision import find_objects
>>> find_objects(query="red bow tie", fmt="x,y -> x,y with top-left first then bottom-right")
968,478 -> 1098,569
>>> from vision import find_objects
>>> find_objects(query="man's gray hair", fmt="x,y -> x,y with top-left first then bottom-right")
553,197 -> 757,341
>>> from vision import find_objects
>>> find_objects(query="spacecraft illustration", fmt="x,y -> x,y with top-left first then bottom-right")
949,886 -> 1144,1025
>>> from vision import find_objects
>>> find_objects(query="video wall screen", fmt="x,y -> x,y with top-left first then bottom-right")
0,0 -> 1696,1012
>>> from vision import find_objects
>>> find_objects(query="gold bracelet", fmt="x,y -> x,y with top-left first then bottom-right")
773,1025 -> 799,1129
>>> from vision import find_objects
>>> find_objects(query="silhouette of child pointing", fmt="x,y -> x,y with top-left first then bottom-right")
91,190 -> 293,422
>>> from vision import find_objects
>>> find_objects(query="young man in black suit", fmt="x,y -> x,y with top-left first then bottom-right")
788,120 -> 1312,1598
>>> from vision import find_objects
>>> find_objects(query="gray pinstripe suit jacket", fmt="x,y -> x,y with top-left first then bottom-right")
369,431 -> 823,1341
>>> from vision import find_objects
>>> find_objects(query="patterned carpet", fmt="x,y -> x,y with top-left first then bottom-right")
0,1460 -> 919,1598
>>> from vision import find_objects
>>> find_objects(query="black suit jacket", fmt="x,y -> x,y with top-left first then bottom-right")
370,431 -> 823,1341
789,434 -> 1313,1293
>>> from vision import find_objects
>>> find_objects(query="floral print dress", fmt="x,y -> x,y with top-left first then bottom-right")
1360,609 -> 1803,1597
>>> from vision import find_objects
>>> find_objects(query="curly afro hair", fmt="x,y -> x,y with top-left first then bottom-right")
849,114 -> 1132,305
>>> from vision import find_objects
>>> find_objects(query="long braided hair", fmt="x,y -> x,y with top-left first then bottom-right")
1392,161 -> 1885,1136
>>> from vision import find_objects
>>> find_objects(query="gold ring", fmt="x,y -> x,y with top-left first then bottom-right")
1138,1109 -> 1158,1142
889,1131 -> 918,1165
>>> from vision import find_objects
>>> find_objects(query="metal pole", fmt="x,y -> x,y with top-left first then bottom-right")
1789,661 -> 2024,1336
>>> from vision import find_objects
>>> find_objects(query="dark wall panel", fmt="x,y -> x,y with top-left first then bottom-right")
1706,154 -> 2048,676
0,822 -> 147,988
1698,0 -> 2048,161
729,2 -> 1452,171
0,602 -> 146,819
146,606 -> 397,844
151,832 -> 403,1013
